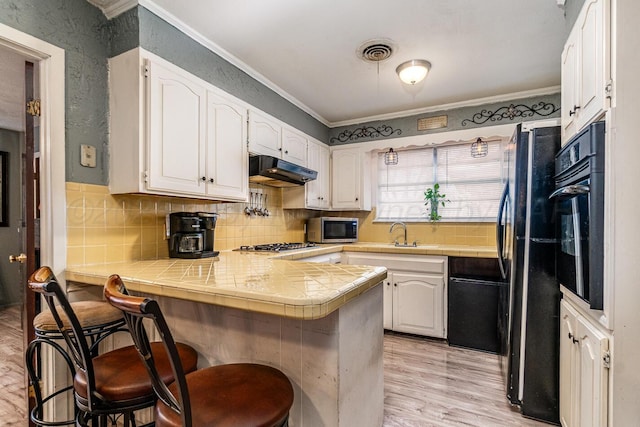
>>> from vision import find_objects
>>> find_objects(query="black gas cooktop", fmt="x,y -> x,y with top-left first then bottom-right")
237,242 -> 317,252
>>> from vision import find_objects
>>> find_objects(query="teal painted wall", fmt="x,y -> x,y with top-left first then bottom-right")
0,0 -> 110,185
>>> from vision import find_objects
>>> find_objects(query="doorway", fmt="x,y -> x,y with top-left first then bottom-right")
0,22 -> 66,423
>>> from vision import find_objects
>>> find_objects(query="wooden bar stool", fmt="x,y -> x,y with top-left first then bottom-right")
27,267 -> 199,427
26,267 -> 127,426
104,274 -> 295,427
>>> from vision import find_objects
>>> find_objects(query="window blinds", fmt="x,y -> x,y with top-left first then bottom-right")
376,140 -> 504,222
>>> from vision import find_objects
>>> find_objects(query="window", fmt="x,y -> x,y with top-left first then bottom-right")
376,140 -> 505,222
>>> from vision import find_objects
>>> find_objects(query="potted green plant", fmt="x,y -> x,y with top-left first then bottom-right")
424,183 -> 449,222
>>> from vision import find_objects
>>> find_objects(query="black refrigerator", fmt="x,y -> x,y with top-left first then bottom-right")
496,121 -> 561,424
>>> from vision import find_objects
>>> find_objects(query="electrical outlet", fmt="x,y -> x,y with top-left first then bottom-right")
80,144 -> 96,168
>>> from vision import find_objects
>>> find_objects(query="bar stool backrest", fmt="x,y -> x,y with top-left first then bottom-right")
27,267 -> 99,410
104,274 -> 192,426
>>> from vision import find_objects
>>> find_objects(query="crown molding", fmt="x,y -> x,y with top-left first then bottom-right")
138,0 -> 330,126
328,85 -> 561,128
86,0 -> 138,19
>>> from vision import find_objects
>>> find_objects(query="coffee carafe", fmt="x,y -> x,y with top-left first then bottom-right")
168,212 -> 219,258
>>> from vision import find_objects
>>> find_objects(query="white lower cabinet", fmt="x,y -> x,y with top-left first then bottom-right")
346,253 -> 446,338
560,299 -> 610,427
385,271 -> 444,337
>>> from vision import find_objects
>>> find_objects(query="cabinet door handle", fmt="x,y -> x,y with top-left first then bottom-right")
285,150 -> 289,154
568,332 -> 579,344
209,178 -> 214,183
201,176 -> 206,181
355,197 -> 359,201
394,283 -> 397,287
569,105 -> 581,116
278,147 -> 282,151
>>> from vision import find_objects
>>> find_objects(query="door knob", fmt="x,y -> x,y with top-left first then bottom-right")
9,253 -> 27,263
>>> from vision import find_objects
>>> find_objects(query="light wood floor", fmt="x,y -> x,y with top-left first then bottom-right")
0,306 -> 550,426
0,305 -> 27,426
383,332 -> 550,426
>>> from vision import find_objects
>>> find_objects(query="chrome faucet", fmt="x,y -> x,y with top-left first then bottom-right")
389,222 -> 411,247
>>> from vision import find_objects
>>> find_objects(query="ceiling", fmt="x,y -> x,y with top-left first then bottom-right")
96,0 -> 568,127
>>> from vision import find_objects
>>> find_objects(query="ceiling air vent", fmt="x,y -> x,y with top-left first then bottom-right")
358,39 -> 395,63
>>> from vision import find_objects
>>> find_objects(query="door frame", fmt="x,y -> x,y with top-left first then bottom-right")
0,24 -> 66,278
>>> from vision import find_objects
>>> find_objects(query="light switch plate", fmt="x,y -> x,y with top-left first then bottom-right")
80,144 -> 97,168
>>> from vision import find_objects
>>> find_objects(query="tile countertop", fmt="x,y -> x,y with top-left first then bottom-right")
65,252 -> 387,320
65,243 -> 495,321
274,242 -> 498,260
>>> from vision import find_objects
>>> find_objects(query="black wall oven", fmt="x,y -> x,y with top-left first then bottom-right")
549,122 -> 605,309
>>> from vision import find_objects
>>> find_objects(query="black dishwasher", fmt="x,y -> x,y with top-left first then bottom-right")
448,257 -> 507,353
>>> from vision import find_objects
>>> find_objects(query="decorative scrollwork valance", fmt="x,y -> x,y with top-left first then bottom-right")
461,102 -> 559,126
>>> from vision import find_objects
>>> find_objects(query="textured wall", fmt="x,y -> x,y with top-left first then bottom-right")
328,93 -> 561,146
0,0 -> 110,185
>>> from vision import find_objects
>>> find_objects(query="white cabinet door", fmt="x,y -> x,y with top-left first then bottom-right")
281,127 -> 308,166
147,59 -> 206,195
561,30 -> 578,143
332,148 -> 362,209
391,272 -> 445,338
577,0 -> 609,130
383,278 -> 393,330
248,110 -> 281,157
344,253 -> 447,338
206,90 -> 248,201
559,299 -> 609,427
561,0 -> 610,143
576,313 -> 609,427
560,300 -> 579,427
306,139 -> 330,209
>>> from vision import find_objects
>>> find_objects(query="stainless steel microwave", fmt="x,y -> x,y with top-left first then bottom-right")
306,217 -> 358,243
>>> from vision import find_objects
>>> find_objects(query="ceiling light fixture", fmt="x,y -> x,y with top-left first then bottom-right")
384,148 -> 399,165
396,59 -> 431,85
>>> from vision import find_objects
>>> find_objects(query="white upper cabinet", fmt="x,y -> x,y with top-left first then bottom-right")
248,109 -> 308,166
205,90 -> 249,201
281,127 -> 308,166
282,137 -> 330,210
109,48 -> 248,202
146,59 -> 207,195
331,147 -> 371,210
248,110 -> 281,158
561,0 -> 611,143
306,138 -> 330,209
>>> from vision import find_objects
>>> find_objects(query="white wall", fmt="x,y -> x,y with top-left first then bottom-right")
610,0 -> 640,423
0,44 -> 25,132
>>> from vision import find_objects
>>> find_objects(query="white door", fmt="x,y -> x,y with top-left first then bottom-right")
281,127 -> 307,166
147,60 -> 206,195
577,0 -> 608,130
306,140 -> 329,209
561,30 -> 578,143
248,110 -> 281,157
576,314 -> 609,427
383,276 -> 393,330
392,272 -> 444,337
206,91 -> 248,201
331,149 -> 361,209
559,300 -> 578,427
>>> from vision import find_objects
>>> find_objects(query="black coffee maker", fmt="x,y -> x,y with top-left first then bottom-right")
168,212 -> 219,259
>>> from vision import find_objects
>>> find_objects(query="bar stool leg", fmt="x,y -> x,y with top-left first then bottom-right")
25,336 -> 77,426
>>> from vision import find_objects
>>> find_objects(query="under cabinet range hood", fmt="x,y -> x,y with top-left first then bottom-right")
249,155 -> 318,187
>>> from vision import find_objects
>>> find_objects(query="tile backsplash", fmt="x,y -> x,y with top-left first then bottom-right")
66,183 -> 496,266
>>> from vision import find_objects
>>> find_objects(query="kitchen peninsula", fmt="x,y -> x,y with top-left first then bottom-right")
66,251 -> 387,427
